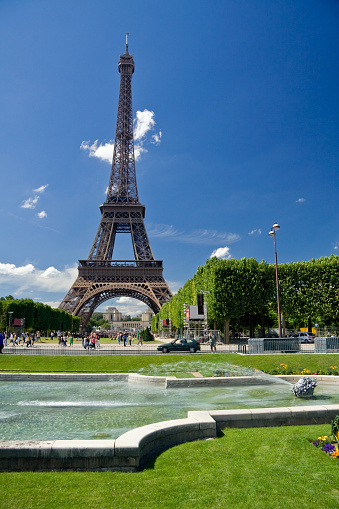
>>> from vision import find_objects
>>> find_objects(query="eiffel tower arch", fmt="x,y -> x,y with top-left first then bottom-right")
59,36 -> 172,326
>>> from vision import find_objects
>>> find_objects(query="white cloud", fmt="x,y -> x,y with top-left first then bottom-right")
152,131 -> 162,145
134,110 -> 156,141
210,246 -> 232,259
167,280 -> 183,294
37,211 -> 47,219
134,145 -> 147,161
0,262 -> 78,295
248,228 -> 262,235
21,196 -> 40,209
296,198 -> 306,203
147,223 -> 240,245
80,140 -> 114,164
97,297 -> 149,316
0,263 -> 35,276
34,184 -> 49,194
41,301 -> 62,309
81,109 -> 161,165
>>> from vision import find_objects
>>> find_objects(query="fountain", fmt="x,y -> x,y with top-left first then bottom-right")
291,376 -> 317,398
0,373 -> 332,442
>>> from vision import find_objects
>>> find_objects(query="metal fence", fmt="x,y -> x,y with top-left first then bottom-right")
4,339 -> 338,356
247,337 -> 339,354
2,342 -> 239,356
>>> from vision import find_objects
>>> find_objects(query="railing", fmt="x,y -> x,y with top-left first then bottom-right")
79,260 -> 163,268
2,342 -> 239,356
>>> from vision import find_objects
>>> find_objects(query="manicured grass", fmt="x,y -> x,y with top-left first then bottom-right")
2,353 -> 339,375
1,424 -> 339,508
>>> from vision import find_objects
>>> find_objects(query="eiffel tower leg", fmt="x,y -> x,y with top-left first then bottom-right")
131,221 -> 154,260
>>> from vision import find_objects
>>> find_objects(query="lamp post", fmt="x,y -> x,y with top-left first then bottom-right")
269,223 -> 282,338
199,291 -> 210,336
8,311 -> 13,334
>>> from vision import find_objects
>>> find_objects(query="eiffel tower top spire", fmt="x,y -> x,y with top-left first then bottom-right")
106,36 -> 137,205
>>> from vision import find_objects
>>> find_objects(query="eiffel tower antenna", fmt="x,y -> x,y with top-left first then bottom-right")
59,39 -> 172,326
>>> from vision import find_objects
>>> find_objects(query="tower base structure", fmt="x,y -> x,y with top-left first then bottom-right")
60,260 -> 172,327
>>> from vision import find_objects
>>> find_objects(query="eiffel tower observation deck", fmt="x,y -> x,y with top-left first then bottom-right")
59,36 -> 172,326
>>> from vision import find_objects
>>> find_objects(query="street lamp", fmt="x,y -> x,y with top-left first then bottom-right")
8,311 -> 13,333
269,223 -> 282,338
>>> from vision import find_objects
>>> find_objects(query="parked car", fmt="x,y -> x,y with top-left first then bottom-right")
289,332 -> 315,343
157,338 -> 201,353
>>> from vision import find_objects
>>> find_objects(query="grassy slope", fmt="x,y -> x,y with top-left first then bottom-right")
1,353 -> 339,374
1,425 -> 339,509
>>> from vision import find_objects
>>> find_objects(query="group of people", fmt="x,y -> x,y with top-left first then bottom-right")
0,331 -> 41,348
82,333 -> 99,349
112,331 -> 143,346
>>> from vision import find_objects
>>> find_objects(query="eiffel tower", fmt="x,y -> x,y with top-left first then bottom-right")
59,36 -> 172,326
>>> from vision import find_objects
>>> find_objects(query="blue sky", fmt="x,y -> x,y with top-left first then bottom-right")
0,0 -> 338,317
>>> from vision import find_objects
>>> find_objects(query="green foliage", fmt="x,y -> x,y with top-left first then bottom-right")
155,255 -> 339,334
140,326 -> 154,341
331,415 -> 339,440
0,296 -> 78,332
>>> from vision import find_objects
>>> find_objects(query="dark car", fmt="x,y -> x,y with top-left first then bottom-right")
157,338 -> 201,353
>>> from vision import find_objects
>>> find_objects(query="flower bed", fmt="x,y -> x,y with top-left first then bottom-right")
312,416 -> 339,458
269,364 -> 339,376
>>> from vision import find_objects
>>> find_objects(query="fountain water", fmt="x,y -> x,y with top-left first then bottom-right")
0,376 -> 336,442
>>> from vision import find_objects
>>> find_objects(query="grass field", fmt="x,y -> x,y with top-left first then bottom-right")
1,425 -> 339,509
1,352 -> 339,376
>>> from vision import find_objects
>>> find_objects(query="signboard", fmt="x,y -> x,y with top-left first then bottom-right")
13,318 -> 24,326
187,306 -> 205,321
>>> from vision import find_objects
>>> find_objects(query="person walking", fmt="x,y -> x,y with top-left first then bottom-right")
209,331 -> 217,353
0,332 -> 4,354
122,332 -> 128,347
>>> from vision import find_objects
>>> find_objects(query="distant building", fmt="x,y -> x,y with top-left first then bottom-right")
103,306 -> 153,331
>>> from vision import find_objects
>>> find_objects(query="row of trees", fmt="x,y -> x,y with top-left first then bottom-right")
153,255 -> 339,341
0,297 -> 80,333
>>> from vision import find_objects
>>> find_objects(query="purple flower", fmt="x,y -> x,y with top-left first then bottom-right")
322,444 -> 335,454
312,440 -> 320,447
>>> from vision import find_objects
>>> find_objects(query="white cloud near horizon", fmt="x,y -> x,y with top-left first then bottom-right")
0,262 -> 78,297
80,109 -> 161,164
210,246 -> 232,259
37,211 -> 47,219
147,223 -> 240,246
296,198 -> 306,203
96,296 -> 149,317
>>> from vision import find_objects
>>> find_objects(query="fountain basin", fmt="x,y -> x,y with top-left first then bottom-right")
1,373 -> 339,471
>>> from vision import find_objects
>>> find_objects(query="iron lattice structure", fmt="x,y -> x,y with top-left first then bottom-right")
59,39 -> 172,325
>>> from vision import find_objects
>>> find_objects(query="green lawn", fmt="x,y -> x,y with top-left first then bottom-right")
1,424 -> 339,509
1,353 -> 339,376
